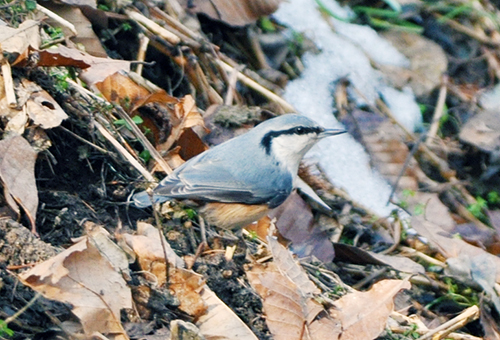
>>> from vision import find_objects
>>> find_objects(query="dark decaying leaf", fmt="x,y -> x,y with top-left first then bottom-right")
270,192 -> 335,262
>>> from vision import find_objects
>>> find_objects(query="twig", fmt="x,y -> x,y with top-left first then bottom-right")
59,125 -> 111,155
135,33 -> 149,76
217,60 -> 295,112
125,8 -> 181,45
434,13 -> 500,46
36,4 -> 77,35
425,76 -> 448,144
417,305 -> 479,340
67,78 -> 172,175
386,132 -> 427,206
1,61 -> 16,107
3,293 -> 41,325
224,64 -> 241,105
93,119 -> 155,182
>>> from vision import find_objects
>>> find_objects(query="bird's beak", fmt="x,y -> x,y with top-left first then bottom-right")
319,128 -> 347,138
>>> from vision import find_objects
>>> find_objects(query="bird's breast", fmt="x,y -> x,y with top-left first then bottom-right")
200,202 -> 269,230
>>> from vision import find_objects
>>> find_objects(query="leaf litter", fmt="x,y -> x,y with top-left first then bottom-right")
0,0 -> 500,339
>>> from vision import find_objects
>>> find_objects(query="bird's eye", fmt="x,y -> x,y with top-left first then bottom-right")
295,127 -> 304,134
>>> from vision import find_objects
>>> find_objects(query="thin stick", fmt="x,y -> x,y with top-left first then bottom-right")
217,60 -> 295,112
1,61 -> 16,107
135,33 -> 150,76
36,4 -> 77,35
418,305 -> 479,340
93,120 -> 155,182
125,8 -> 180,45
425,76 -> 448,144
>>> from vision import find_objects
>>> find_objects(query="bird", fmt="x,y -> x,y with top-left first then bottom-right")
132,114 -> 345,230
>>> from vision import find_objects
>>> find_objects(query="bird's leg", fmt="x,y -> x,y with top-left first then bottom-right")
189,216 -> 208,269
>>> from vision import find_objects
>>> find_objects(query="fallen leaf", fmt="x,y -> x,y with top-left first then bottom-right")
123,221 -> 185,282
0,135 -> 38,229
169,268 -> 207,317
19,237 -> 132,337
267,236 -> 319,297
269,192 -> 335,262
0,20 -> 40,57
246,262 -> 340,340
459,110 -> 500,153
196,286 -> 259,340
179,0 -> 283,27
412,215 -> 500,283
33,45 -> 131,86
331,279 -> 411,340
22,79 -> 68,128
158,95 -> 206,152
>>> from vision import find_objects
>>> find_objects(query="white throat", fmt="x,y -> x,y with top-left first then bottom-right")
270,135 -> 317,184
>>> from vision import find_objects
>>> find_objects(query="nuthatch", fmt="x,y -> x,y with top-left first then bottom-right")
133,114 -> 345,229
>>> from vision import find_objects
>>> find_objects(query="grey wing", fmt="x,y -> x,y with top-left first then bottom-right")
153,156 -> 292,206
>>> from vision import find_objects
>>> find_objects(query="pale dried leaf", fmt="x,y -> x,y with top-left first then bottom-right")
85,222 -> 130,276
197,286 -> 259,340
123,221 -> 185,284
0,135 -> 38,223
260,271 -> 307,340
459,110 -> 500,153
413,216 -> 500,283
0,20 -> 40,54
369,252 -> 425,274
267,236 -> 319,296
19,237 -> 132,336
22,80 -> 68,128
5,110 -> 28,134
331,279 -> 411,340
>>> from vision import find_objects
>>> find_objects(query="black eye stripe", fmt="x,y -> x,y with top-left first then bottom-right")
260,126 -> 322,154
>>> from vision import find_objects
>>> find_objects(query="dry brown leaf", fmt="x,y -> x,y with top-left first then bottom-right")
196,286 -> 259,340
169,268 -> 207,317
123,221 -> 185,282
0,20 -> 40,56
0,135 -> 38,229
267,236 -> 319,296
22,79 -> 68,128
179,0 -> 283,27
123,222 -> 208,317
247,262 -> 340,340
19,237 -> 132,337
4,110 -> 28,134
95,72 -> 179,112
246,263 -> 305,340
331,279 -> 411,340
159,95 -> 206,152
33,45 -> 131,86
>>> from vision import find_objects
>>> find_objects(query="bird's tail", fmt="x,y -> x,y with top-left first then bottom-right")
132,190 -> 169,208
